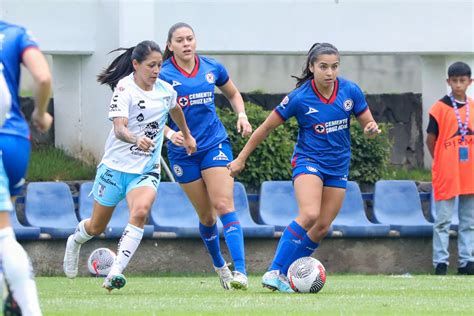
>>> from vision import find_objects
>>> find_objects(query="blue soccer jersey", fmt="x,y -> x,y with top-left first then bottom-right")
0,21 -> 39,139
159,55 -> 230,156
275,77 -> 368,176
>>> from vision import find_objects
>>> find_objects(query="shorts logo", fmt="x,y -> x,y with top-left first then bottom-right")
306,166 -> 318,173
343,99 -> 354,111
98,183 -> 106,197
173,164 -> 183,177
314,124 -> 326,134
206,72 -> 215,84
213,150 -> 229,161
178,96 -> 189,107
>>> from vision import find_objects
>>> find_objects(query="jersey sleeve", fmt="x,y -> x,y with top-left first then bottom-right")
351,84 -> 368,116
168,89 -> 178,111
214,61 -> 230,87
108,84 -> 131,120
274,91 -> 299,121
18,27 -> 39,57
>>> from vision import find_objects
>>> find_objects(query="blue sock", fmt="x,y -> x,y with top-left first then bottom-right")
220,212 -> 246,275
269,221 -> 306,271
281,234 -> 320,275
199,222 -> 225,268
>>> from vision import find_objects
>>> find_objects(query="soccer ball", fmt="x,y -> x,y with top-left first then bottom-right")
287,257 -> 326,293
87,248 -> 116,277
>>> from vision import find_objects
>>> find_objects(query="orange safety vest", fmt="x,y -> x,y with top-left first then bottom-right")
430,97 -> 474,201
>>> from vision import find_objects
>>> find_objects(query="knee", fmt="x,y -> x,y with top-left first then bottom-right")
129,205 -> 150,226
212,199 -> 232,215
298,211 -> 319,229
199,213 -> 217,226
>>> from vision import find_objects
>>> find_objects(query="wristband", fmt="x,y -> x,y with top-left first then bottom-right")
166,130 -> 176,140
238,112 -> 247,119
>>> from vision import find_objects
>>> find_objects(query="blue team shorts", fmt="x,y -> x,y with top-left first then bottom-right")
0,135 -> 30,212
292,156 -> 348,189
92,164 -> 161,207
168,138 -> 233,184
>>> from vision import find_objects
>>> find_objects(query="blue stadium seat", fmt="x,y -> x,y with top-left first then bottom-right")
149,182 -> 201,237
150,182 -> 273,238
259,181 -> 333,234
10,209 -> 41,240
224,182 -> 274,237
373,180 -> 433,236
78,182 -> 154,238
332,181 -> 390,237
24,182 -> 78,238
429,191 -> 459,231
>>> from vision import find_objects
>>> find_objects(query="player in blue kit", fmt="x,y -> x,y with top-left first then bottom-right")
228,43 -> 381,292
1,20 -> 52,315
63,40 -> 196,292
160,22 -> 252,290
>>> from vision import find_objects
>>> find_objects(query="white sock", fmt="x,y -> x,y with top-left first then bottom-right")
1,227 -> 42,316
109,223 -> 143,276
73,219 -> 94,244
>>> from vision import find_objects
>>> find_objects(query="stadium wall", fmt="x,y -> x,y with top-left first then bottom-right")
1,0 -> 473,168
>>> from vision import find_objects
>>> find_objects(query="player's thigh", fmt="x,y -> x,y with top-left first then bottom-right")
293,174 -> 324,228
0,134 -> 30,196
201,167 -> 234,214
126,173 -> 159,217
179,178 -> 214,222
0,156 -> 13,215
317,185 -> 346,228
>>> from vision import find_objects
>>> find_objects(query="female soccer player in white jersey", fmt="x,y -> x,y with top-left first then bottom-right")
228,43 -> 381,292
63,40 -> 196,292
159,22 -> 252,290
1,20 -> 52,315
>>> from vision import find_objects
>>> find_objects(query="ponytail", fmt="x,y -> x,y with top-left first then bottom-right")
97,40 -> 162,90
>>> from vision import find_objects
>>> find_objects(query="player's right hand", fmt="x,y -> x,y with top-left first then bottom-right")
136,136 -> 154,151
227,157 -> 245,178
183,135 -> 197,155
31,109 -> 53,133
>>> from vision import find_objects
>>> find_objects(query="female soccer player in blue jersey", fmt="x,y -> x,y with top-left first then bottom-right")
228,43 -> 381,292
0,20 -> 52,315
63,40 -> 196,292
160,22 -> 252,290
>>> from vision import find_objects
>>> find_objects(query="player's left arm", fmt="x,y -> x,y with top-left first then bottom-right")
219,80 -> 252,137
356,109 -> 381,139
169,105 -> 196,155
22,48 -> 53,133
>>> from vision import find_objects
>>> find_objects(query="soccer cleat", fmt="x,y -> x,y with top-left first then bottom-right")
102,274 -> 127,292
277,274 -> 295,293
230,271 -> 248,290
261,270 -> 280,291
214,263 -> 233,290
63,235 -> 81,279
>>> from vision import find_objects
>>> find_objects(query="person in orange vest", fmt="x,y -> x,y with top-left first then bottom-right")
426,61 -> 474,275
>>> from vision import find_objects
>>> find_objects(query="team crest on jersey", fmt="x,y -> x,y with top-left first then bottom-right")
343,99 -> 354,111
144,121 -> 160,139
206,72 -> 215,84
314,124 -> 326,134
173,164 -> 183,177
178,96 -> 189,107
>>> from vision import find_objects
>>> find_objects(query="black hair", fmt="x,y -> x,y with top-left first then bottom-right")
163,22 -> 195,60
448,61 -> 471,78
97,40 -> 162,90
292,43 -> 340,88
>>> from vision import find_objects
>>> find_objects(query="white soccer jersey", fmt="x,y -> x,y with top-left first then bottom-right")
100,73 -> 177,174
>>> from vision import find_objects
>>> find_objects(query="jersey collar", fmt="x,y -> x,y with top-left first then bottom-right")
311,78 -> 339,104
171,55 -> 200,78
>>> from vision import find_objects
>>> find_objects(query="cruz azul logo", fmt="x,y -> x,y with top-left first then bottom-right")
314,118 -> 348,134
178,91 -> 213,108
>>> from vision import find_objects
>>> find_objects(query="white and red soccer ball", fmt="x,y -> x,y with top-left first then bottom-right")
287,257 -> 326,293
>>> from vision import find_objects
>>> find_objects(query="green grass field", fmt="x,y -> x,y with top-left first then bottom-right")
36,275 -> 474,315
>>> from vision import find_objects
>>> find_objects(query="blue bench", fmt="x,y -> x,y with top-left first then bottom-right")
24,182 -> 78,238
332,181 -> 391,237
10,207 -> 41,240
373,180 -> 433,237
